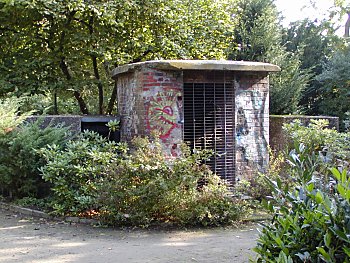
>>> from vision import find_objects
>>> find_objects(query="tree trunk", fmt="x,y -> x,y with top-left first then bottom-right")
60,58 -> 89,114
53,91 -> 58,114
92,56 -> 104,114
58,10 -> 89,115
345,12 -> 350,37
107,80 -> 118,115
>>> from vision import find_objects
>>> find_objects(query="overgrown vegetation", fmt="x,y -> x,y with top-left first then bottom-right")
0,98 -> 69,199
98,136 -> 244,227
253,120 -> 350,262
39,131 -> 120,216
283,119 -> 350,160
40,133 -> 245,227
254,144 -> 350,262
0,97 -> 32,135
0,119 -> 69,198
0,97 -> 245,227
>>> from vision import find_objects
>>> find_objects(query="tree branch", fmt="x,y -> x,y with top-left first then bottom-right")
87,14 -> 104,114
130,49 -> 153,63
58,10 -> 89,114
92,56 -> 104,114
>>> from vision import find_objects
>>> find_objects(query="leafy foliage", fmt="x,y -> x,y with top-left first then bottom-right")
316,44 -> 350,129
229,0 -> 310,114
254,144 -> 350,262
40,131 -> 121,215
0,119 -> 69,198
229,0 -> 280,62
283,119 -> 350,160
40,134 -> 245,226
282,19 -> 340,115
0,0 -> 234,114
99,137 -> 243,227
0,97 -> 33,135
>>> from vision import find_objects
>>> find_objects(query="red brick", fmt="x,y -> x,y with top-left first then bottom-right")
144,83 -> 161,87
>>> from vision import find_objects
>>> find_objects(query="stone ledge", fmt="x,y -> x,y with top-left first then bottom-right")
112,60 -> 281,78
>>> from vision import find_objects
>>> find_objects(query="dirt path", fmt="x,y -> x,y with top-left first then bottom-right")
0,208 -> 259,263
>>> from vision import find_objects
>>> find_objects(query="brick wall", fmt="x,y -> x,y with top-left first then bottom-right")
117,66 -> 184,156
235,73 -> 269,181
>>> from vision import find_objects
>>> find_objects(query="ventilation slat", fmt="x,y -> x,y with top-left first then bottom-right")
183,82 -> 235,185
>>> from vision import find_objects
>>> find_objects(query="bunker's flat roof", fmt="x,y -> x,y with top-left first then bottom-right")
111,60 -> 280,78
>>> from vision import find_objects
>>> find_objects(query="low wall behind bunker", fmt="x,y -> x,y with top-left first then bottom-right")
26,115 -> 120,142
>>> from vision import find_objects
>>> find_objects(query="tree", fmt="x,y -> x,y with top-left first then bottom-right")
282,19 -> 339,114
316,44 -> 350,127
0,0 -> 234,115
228,0 -> 310,114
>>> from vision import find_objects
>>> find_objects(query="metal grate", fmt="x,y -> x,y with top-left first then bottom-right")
183,82 -> 235,185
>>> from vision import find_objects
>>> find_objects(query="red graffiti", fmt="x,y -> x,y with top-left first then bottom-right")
145,90 -> 181,140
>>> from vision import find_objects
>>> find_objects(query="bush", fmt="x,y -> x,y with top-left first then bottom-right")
40,131 -> 121,216
99,137 -> 244,227
0,97 -> 33,135
0,118 -> 69,199
253,144 -> 350,262
235,148 -> 287,201
283,119 -> 350,160
40,134 -> 245,226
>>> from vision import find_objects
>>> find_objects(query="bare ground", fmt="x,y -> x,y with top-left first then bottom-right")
0,208 -> 259,263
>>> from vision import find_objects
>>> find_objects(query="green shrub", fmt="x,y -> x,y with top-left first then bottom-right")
0,97 -> 33,135
40,131 -> 122,216
98,136 -> 244,227
283,119 -> 350,160
40,134 -> 245,226
235,148 -> 288,201
14,196 -> 51,211
0,119 -> 69,199
254,144 -> 350,262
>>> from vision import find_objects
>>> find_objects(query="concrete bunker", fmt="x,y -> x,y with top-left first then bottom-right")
112,60 -> 280,185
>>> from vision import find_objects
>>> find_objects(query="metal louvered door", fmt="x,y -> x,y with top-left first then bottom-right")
183,82 -> 235,186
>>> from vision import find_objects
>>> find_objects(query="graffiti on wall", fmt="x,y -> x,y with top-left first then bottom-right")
144,88 -> 182,140
236,107 -> 249,137
235,81 -> 268,181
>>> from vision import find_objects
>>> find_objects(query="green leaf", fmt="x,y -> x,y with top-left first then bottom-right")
317,247 -> 331,262
324,232 -> 331,248
306,183 -> 314,192
344,247 -> 350,257
330,167 -> 341,181
337,184 -> 346,198
315,191 -> 323,204
334,229 -> 350,243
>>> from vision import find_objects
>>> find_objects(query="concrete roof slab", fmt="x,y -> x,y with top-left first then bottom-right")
111,60 -> 281,78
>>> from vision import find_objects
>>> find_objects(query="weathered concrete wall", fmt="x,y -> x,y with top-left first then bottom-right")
26,115 -> 82,132
117,71 -> 143,142
235,73 -> 269,181
117,67 -> 183,156
270,115 -> 340,152
26,115 -> 119,138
